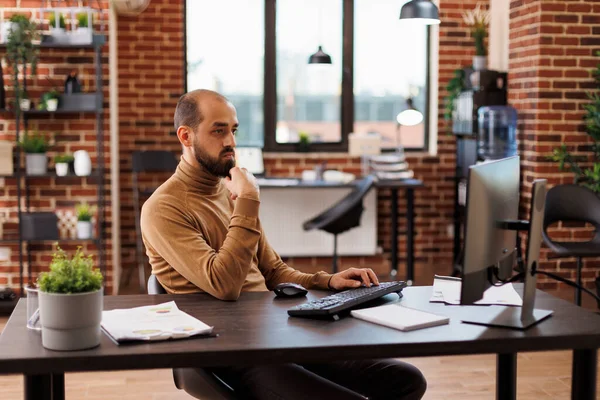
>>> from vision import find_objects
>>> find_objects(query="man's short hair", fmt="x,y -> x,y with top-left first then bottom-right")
173,89 -> 229,131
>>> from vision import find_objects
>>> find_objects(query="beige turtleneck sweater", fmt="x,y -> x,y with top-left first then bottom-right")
140,157 -> 332,300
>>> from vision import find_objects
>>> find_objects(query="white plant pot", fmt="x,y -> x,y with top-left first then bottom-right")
70,27 -> 92,44
19,99 -> 31,111
50,27 -> 68,43
0,22 -> 17,43
55,162 -> 69,176
46,98 -> 58,111
38,289 -> 103,351
473,56 -> 487,71
77,221 -> 93,239
25,153 -> 47,175
74,150 -> 92,176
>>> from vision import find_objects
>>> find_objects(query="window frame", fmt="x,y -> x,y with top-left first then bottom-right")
184,0 -> 431,153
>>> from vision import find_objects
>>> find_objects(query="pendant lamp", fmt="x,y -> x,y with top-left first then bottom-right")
399,0 -> 441,25
309,46 -> 332,64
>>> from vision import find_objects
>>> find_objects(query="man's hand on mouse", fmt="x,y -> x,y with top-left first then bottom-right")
328,268 -> 380,291
224,167 -> 260,201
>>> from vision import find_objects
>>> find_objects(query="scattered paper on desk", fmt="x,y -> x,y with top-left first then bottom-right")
430,275 -> 523,306
101,301 -> 214,344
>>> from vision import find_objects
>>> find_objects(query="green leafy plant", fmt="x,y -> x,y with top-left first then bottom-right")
54,153 -> 74,164
6,14 -> 39,113
76,13 -> 88,28
444,69 -> 466,121
48,13 -> 66,29
550,51 -> 600,194
18,131 -> 50,154
463,3 -> 490,56
75,202 -> 96,222
37,246 -> 102,294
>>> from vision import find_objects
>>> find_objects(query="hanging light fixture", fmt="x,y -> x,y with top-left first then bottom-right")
399,0 -> 441,25
309,46 -> 332,64
309,2 -> 332,64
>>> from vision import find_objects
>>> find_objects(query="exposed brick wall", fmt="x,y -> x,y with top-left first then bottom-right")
509,0 -> 600,291
0,2 -> 112,294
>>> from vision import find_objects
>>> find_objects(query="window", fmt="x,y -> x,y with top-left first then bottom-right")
185,0 -> 430,152
185,0 -> 264,147
354,0 -> 428,150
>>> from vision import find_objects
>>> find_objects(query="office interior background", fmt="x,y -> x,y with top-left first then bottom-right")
1,0 -> 600,398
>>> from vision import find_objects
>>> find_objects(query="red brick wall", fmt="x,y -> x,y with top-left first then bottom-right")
0,3 -> 112,294
509,0 -> 600,290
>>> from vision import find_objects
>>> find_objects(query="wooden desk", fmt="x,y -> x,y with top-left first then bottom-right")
258,178 -> 424,282
0,286 -> 598,400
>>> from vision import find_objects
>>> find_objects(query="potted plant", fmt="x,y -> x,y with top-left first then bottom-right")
54,153 -> 74,176
71,12 -> 92,44
42,88 -> 60,111
5,14 -> 39,115
18,131 -> 50,175
463,3 -> 490,71
37,246 -> 103,351
48,12 -> 67,43
551,51 -> 600,195
1,13 -> 28,43
18,87 -> 31,111
76,202 -> 95,239
297,131 -> 310,152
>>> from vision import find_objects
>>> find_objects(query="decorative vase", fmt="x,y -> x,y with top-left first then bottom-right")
55,162 -> 68,176
46,98 -> 58,111
473,56 -> 487,71
77,221 -> 93,239
19,99 -> 31,111
38,289 -> 103,351
74,150 -> 92,176
25,153 -> 47,175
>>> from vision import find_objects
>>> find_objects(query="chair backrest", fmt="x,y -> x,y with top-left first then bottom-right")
303,174 -> 376,234
132,150 -> 179,173
543,184 -> 600,239
147,274 -> 167,295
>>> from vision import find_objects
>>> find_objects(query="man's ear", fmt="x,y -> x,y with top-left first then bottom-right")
176,126 -> 193,148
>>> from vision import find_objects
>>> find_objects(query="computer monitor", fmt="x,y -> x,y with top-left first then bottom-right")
460,157 -> 553,329
235,147 -> 264,177
460,156 -> 520,305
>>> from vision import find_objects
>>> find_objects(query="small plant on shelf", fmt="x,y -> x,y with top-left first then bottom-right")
75,202 -> 96,239
18,131 -> 50,175
48,13 -> 66,30
297,131 -> 310,152
37,246 -> 103,351
76,13 -> 88,28
54,153 -> 74,176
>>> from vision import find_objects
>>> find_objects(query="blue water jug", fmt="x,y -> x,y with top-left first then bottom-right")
477,105 -> 518,160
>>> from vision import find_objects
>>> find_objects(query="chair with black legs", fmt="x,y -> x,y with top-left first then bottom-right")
128,151 -> 179,293
147,275 -> 238,399
303,175 -> 376,273
542,184 -> 600,307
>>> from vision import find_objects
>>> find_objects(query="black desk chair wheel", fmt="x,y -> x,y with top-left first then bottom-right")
128,151 -> 179,293
542,184 -> 600,306
147,275 -> 237,399
303,175 -> 376,273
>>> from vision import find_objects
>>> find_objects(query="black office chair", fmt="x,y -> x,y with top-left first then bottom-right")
129,151 -> 179,293
542,184 -> 600,306
147,275 -> 238,399
303,175 -> 376,273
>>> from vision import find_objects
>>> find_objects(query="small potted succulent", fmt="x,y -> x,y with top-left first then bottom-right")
75,202 -> 95,239
37,246 -> 103,351
18,131 -> 50,175
43,88 -> 60,111
48,12 -> 67,43
297,131 -> 311,152
54,153 -> 74,176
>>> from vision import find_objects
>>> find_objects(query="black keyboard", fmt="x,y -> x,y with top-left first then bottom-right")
287,281 -> 407,319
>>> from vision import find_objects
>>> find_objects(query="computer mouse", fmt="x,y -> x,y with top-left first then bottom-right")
274,282 -> 308,298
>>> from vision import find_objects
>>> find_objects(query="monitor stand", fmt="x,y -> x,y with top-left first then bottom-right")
462,180 -> 554,330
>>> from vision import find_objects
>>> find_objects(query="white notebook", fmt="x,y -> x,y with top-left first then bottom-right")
351,304 -> 450,332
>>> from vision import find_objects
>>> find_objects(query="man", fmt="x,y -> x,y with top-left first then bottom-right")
141,89 -> 427,400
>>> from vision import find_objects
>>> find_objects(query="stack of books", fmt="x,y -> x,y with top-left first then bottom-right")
367,153 -> 414,180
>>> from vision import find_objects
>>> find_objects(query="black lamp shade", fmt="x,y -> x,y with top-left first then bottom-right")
399,0 -> 441,25
308,46 -> 332,64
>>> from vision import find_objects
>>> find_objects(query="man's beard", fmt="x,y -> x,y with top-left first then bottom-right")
192,137 -> 235,178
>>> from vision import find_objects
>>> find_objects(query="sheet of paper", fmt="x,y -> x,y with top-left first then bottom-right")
430,275 -> 523,306
101,301 -> 214,344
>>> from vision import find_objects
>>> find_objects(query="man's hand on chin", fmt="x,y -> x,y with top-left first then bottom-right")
224,167 -> 260,201
328,267 -> 380,291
